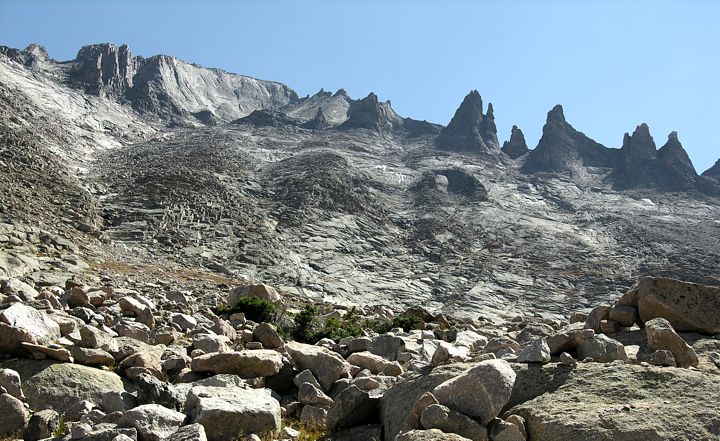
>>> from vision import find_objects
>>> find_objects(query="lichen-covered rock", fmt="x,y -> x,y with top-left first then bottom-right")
627,277 -> 720,333
511,363 -> 720,440
397,429 -> 473,441
0,359 -> 128,414
421,404 -> 488,441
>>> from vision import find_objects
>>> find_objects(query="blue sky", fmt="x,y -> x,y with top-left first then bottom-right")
1,0 -> 718,172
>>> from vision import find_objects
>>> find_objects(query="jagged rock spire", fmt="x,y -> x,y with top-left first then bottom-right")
302,107 -> 331,130
502,125 -> 529,159
338,92 -> 402,132
435,90 -> 499,154
702,158 -> 720,179
620,123 -> 657,162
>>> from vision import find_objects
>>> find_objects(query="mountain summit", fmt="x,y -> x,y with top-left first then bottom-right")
435,90 -> 500,154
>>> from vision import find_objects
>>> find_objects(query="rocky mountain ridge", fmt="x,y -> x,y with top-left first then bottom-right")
1,40 -> 720,441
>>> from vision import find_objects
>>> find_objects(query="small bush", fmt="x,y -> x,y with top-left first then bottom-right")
226,296 -> 276,322
392,314 -> 425,331
291,305 -> 363,343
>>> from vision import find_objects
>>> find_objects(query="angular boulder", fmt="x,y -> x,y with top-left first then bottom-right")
630,277 -> 720,333
186,385 -> 281,441
421,404 -> 488,441
227,283 -> 281,306
0,393 -> 28,436
118,404 -> 185,441
431,359 -> 516,425
190,350 -> 282,378
286,341 -> 349,390
397,429 -> 473,441
645,318 -> 699,368
0,303 -> 61,352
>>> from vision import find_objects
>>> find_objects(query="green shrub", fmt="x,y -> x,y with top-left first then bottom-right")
226,296 -> 276,323
392,314 -> 425,331
291,305 -> 363,343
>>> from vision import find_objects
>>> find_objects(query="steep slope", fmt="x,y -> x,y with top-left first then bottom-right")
521,105 -> 616,174
702,159 -> 720,180
284,89 -> 352,125
435,90 -> 500,154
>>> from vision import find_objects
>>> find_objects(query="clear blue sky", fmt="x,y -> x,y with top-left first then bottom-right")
1,0 -> 718,172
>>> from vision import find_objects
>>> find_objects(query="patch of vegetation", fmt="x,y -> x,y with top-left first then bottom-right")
392,314 -> 425,331
219,296 -> 277,323
292,305 -> 364,344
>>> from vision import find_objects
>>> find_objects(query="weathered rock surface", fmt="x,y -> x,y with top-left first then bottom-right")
118,404 -> 185,441
0,303 -> 61,352
432,359 -> 516,425
645,317 -> 699,368
511,363 -> 720,440
190,350 -> 283,378
0,393 -> 28,436
286,341 -> 349,390
186,385 -> 281,440
626,277 -> 720,333
1,359 -> 128,413
397,429 -> 473,441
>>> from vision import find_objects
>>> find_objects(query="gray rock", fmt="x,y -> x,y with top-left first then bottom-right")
286,341 -> 349,390
190,350 -> 282,377
645,317 -> 698,368
402,391 -> 439,432
192,333 -> 230,354
397,429 -> 473,441
546,323 -> 594,355
326,384 -> 379,432
0,303 -> 61,352
0,368 -> 24,399
300,404 -> 329,428
118,404 -> 185,441
186,385 -> 281,441
227,284 -> 281,306
293,369 -> 322,390
576,334 -> 628,363
1,359 -> 128,414
421,404 -> 487,441
646,349 -> 676,367
24,409 -> 59,441
431,359 -> 516,425
166,423 -> 208,441
502,125 -> 529,159
488,417 -> 525,441
516,338 -> 551,363
347,351 -> 402,375
298,382 -> 333,406
584,305 -> 611,333
252,323 -> 283,349
368,334 -> 406,361
0,393 -> 28,436
608,305 -> 637,328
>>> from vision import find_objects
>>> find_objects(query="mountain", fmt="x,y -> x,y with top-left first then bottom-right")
501,125 -> 529,159
1,41 -> 719,322
703,159 -> 720,180
521,105 -> 616,174
435,90 -> 500,154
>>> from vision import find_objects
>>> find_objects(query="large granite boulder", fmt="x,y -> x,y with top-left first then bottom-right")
510,363 -> 720,440
0,360 -> 129,413
190,350 -> 282,378
0,303 -> 61,352
621,277 -> 720,334
185,385 -> 281,440
431,359 -> 516,425
645,318 -> 699,368
118,404 -> 185,441
286,341 -> 350,390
